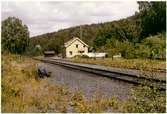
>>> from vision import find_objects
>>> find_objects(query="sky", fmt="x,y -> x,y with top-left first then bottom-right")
2,1 -> 139,37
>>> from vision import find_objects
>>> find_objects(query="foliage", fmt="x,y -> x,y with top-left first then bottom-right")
24,42 -> 43,57
99,33 -> 166,59
138,1 -> 166,38
141,33 -> 166,59
93,15 -> 141,49
2,17 -> 30,54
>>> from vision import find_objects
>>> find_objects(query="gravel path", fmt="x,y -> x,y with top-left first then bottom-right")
40,62 -> 134,100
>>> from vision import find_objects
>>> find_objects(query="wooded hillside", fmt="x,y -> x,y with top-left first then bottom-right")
30,2 -> 166,59
31,14 -> 140,52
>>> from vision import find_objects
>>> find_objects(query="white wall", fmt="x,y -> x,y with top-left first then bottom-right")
86,53 -> 106,58
66,40 -> 88,58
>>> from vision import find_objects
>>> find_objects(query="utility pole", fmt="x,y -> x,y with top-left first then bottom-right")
80,25 -> 82,40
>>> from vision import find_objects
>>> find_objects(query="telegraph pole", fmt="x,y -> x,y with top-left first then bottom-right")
80,25 -> 82,40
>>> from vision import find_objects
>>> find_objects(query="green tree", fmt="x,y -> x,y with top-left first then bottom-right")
138,1 -> 166,39
2,17 -> 30,54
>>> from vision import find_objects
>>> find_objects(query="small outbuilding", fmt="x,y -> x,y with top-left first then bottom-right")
44,51 -> 55,57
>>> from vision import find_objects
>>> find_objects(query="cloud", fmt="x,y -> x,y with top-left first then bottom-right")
1,1 -> 139,37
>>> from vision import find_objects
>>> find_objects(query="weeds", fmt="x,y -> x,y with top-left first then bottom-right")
121,85 -> 166,113
119,69 -> 166,113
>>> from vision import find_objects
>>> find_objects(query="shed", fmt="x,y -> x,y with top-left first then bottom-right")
44,51 -> 55,57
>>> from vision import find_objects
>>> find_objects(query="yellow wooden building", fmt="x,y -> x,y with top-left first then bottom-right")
64,37 -> 89,58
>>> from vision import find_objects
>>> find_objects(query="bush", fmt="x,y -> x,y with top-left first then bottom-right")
24,45 -> 43,57
141,34 -> 166,60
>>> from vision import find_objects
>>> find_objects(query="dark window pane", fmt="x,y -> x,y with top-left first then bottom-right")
69,51 -> 72,55
76,44 -> 78,48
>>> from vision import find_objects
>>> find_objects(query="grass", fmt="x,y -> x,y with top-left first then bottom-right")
69,58 -> 166,72
2,53 -> 165,113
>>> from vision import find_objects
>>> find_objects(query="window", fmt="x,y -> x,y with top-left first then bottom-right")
76,44 -> 78,48
69,51 -> 72,55
78,51 -> 84,53
83,45 -> 86,48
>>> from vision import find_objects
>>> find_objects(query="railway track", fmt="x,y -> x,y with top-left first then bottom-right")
35,58 -> 166,91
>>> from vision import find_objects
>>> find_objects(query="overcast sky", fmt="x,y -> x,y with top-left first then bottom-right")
2,1 -> 139,37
